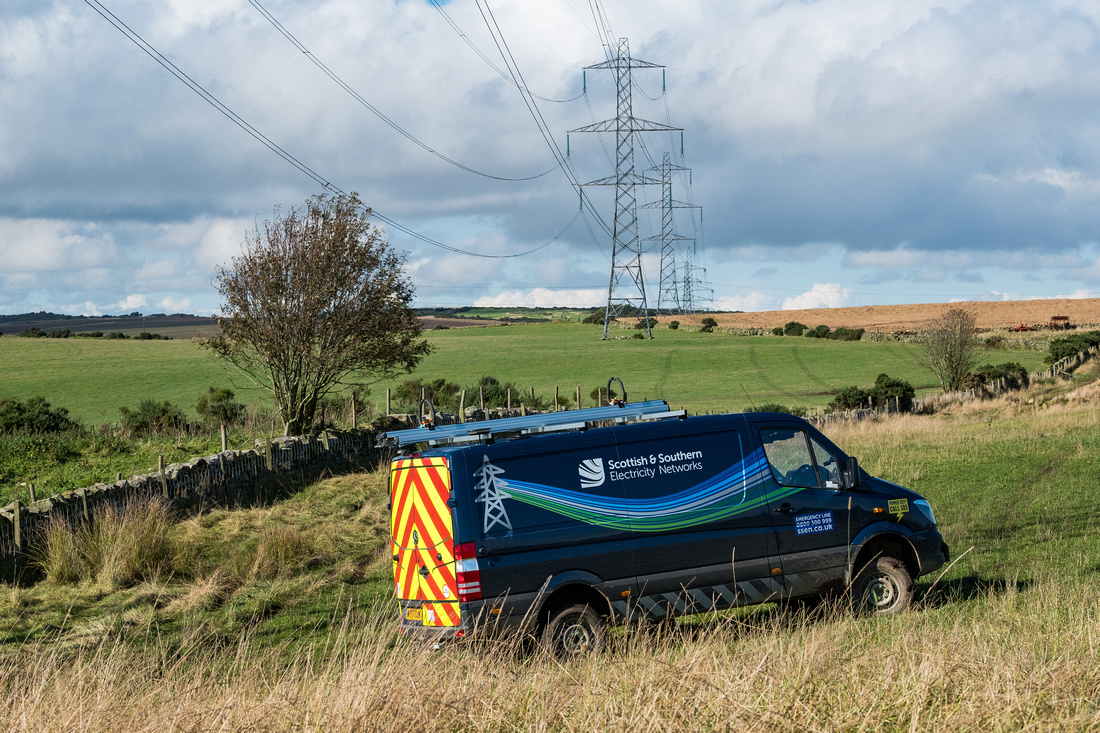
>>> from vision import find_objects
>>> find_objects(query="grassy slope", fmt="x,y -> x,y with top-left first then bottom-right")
0,337 -> 271,424
373,322 -> 1046,413
2,369 -> 1099,728
2,323 -> 1050,425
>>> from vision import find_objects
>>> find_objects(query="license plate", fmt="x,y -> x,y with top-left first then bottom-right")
405,608 -> 422,622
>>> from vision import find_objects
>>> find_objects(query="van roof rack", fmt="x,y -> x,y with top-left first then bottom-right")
377,400 -> 685,448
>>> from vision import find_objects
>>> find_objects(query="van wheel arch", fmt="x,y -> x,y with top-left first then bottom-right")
848,533 -> 919,587
536,584 -> 612,630
849,534 -> 919,589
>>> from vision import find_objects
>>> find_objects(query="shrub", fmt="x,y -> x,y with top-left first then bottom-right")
783,321 -> 808,336
869,373 -> 916,412
746,403 -> 807,417
634,317 -> 658,330
829,327 -> 865,341
984,334 -> 1008,350
395,377 -> 464,412
699,317 -> 718,333
828,386 -> 871,412
118,399 -> 188,435
771,326 -> 785,336
669,321 -> 680,330
104,332 -> 129,339
46,328 -> 72,338
18,327 -> 45,338
805,325 -> 831,339
970,362 -> 1029,389
136,332 -> 171,340
582,308 -> 612,325
195,387 -> 245,425
1046,331 -> 1100,364
631,332 -> 645,339
0,396 -> 77,433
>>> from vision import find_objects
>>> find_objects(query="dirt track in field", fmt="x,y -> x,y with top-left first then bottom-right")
659,298 -> 1100,332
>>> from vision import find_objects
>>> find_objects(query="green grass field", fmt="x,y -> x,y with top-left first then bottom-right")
2,368 -> 1099,729
0,322 -> 1051,425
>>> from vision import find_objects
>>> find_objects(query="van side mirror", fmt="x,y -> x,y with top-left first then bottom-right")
844,456 -> 862,490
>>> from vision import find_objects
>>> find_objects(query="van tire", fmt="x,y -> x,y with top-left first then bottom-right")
852,557 -> 913,615
540,603 -> 605,657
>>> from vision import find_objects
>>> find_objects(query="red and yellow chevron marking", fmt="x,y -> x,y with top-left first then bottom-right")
389,456 -> 460,628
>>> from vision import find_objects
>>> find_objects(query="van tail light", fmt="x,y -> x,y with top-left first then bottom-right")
454,542 -> 482,602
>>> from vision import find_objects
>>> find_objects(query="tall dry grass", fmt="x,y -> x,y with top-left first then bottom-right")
1,575 -> 1098,731
34,497 -> 175,589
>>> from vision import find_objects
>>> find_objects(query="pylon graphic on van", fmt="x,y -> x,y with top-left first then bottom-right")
473,455 -> 512,532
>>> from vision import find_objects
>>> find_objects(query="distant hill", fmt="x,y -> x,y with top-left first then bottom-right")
0,312 -> 217,338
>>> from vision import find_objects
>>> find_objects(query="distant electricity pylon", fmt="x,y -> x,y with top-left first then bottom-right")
680,241 -> 711,314
570,38 -> 680,339
643,153 -> 699,314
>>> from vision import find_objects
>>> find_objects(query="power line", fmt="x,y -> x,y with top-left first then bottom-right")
83,0 -> 575,261
428,0 -> 583,104
246,0 -> 555,183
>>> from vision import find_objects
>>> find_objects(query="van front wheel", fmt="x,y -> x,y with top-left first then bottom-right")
852,557 -> 913,615
541,603 -> 605,657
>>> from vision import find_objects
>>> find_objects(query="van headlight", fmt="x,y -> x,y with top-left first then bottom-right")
913,499 -> 936,525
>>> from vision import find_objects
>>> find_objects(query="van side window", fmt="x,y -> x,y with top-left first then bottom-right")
809,436 -> 840,489
760,428 -> 820,488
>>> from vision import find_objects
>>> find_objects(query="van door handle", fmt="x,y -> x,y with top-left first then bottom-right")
774,503 -> 795,515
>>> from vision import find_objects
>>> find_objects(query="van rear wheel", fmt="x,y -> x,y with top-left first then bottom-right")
852,557 -> 913,615
541,603 -> 605,657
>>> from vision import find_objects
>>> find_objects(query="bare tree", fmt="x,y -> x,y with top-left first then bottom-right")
203,193 -> 431,435
918,308 -> 982,392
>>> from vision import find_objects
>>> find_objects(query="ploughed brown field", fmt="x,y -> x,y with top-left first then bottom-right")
661,297 -> 1100,332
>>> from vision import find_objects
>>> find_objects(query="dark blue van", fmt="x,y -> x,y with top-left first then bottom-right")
383,399 -> 948,655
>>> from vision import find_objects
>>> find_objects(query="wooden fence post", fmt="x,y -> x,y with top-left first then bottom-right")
555,386 -> 559,411
158,454 -> 168,498
28,483 -> 36,504
576,386 -> 581,410
12,500 -> 22,554
220,423 -> 228,452
507,389 -> 512,410
386,389 -> 391,415
265,439 -> 273,471
81,488 -> 89,521
479,385 -> 485,411
350,397 -> 356,428
459,390 -> 466,423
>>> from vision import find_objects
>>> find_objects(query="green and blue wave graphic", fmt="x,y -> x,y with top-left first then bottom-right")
493,448 -> 800,532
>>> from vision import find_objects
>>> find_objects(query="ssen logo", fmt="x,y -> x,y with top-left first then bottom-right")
578,458 -> 605,488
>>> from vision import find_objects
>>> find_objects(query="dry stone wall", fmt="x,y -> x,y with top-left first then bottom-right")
0,429 -> 384,581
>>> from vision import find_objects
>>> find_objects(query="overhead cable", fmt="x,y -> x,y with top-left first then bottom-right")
246,0 -> 555,182
428,0 -> 583,104
83,0 -> 575,260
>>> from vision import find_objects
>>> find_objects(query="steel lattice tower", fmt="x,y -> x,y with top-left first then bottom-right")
571,38 -> 679,339
643,153 -> 699,314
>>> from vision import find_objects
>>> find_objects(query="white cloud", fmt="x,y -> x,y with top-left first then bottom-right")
158,296 -> 192,312
113,294 -> 148,312
473,288 -> 604,308
0,218 -> 117,272
782,283 -> 852,310
712,291 -> 774,312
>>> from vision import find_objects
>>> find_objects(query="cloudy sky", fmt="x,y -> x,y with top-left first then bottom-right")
4,0 -> 1100,316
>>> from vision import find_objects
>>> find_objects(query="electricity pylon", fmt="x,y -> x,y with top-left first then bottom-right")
643,153 -> 699,314
571,38 -> 680,339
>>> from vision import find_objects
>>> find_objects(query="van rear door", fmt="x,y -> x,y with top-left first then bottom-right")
390,456 -> 461,629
